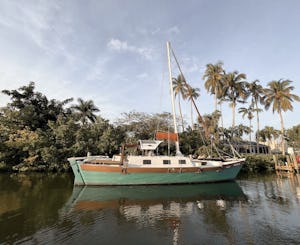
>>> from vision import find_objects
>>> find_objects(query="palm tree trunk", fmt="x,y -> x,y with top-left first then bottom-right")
232,102 -> 236,128
214,89 -> 218,112
231,102 -> 236,139
178,96 -> 184,132
249,119 -> 252,153
219,102 -> 224,128
255,101 -> 260,154
278,110 -> 285,155
191,102 -> 194,129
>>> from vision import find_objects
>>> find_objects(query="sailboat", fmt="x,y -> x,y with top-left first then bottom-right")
67,42 -> 245,186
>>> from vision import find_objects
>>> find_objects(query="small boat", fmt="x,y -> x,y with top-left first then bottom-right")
67,42 -> 244,186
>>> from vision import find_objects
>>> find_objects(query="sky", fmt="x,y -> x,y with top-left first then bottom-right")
0,0 -> 299,133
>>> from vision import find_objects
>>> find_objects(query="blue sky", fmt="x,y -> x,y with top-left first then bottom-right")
0,0 -> 299,132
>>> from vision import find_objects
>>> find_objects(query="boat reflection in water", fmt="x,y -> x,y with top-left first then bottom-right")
64,182 -> 247,213
61,182 -> 247,244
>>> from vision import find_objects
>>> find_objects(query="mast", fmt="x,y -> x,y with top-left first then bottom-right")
166,41 -> 181,155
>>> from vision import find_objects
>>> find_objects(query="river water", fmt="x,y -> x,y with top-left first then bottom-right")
1,173 -> 300,245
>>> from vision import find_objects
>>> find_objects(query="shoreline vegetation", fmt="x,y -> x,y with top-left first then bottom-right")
0,154 -> 287,175
0,63 -> 299,175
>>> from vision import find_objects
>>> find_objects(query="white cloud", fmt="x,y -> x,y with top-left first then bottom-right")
136,73 -> 148,79
85,56 -> 110,82
179,56 -> 203,74
107,38 -> 154,60
167,26 -> 180,35
0,1 -> 76,65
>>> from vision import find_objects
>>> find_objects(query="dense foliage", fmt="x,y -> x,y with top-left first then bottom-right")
0,83 -> 126,172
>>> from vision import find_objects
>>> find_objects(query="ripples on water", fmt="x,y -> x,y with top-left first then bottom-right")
1,173 -> 300,244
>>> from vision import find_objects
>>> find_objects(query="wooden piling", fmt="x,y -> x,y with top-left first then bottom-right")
274,153 -> 299,174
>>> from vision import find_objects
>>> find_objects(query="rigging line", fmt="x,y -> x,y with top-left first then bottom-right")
212,142 -> 225,160
171,43 -> 209,155
215,125 -> 240,158
170,44 -> 241,159
170,46 -> 209,138
169,45 -> 209,150
215,147 -> 234,158
197,124 -> 210,156
170,45 -> 218,158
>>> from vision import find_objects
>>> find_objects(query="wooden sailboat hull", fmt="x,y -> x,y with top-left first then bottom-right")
68,158 -> 243,186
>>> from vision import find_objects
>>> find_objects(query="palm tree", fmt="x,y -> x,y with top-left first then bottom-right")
246,80 -> 265,153
259,126 -> 281,154
223,71 -> 247,129
173,75 -> 187,132
228,124 -> 251,141
239,106 -> 254,152
201,112 -> 221,140
203,62 -> 224,112
72,98 -> 100,125
185,85 -> 200,129
263,79 -> 300,155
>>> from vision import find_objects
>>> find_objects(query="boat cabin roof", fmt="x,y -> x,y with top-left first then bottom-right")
139,140 -> 162,150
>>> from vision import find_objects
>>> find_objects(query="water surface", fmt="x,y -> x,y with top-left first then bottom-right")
1,173 -> 300,244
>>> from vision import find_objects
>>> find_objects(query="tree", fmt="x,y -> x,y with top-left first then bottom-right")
203,62 -> 224,111
286,124 -> 300,149
239,106 -> 254,152
185,85 -> 200,128
246,80 -> 265,153
200,111 -> 221,141
223,71 -> 247,129
116,111 -> 174,142
179,126 -> 206,156
72,98 -> 100,125
2,82 -> 73,130
263,79 -> 300,155
229,124 -> 251,141
172,75 -> 187,132
258,126 -> 280,153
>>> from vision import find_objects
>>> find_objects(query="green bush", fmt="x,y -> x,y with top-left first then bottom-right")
0,162 -> 10,172
241,154 -> 286,174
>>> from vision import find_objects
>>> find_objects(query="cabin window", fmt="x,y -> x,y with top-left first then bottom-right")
163,160 -> 171,165
179,160 -> 186,164
143,160 -> 151,165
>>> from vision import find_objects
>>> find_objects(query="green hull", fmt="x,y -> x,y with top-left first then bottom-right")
69,159 -> 242,186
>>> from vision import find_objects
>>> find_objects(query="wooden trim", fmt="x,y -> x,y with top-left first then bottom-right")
80,163 -> 241,173
81,164 -> 121,172
84,159 -> 121,165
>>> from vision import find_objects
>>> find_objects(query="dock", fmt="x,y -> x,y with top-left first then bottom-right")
274,154 -> 299,174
